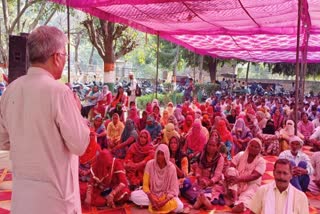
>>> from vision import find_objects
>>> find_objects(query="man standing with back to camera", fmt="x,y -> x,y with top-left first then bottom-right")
0,26 -> 89,213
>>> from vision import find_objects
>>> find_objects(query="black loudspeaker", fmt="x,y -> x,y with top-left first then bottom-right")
8,34 -> 29,84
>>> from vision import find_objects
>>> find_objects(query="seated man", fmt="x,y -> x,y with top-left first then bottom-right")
249,159 -> 309,214
278,136 -> 314,192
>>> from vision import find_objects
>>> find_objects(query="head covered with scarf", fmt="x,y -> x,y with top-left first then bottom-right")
145,144 -> 179,197
186,119 -> 209,153
163,123 -> 180,144
121,119 -> 138,142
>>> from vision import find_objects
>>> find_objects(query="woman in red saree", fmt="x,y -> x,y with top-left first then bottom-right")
79,129 -> 101,182
124,130 -> 155,190
92,85 -> 112,118
83,150 -> 130,208
108,86 -> 127,120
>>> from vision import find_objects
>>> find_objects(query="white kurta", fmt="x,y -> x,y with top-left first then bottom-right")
0,67 -> 89,214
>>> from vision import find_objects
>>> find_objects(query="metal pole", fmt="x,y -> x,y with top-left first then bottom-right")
193,52 -> 196,81
301,32 -> 310,101
67,3 -> 71,83
294,0 -> 302,135
245,62 -> 250,87
155,34 -> 159,99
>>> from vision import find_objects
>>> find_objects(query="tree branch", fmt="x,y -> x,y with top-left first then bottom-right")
9,0 -> 40,34
1,0 -> 10,32
82,17 -> 105,59
28,0 -> 47,32
43,7 -> 57,25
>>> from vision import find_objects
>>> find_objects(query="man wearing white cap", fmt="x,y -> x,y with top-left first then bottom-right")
278,136 -> 314,192
128,72 -> 137,106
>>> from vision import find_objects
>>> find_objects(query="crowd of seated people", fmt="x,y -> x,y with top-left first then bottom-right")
78,86 -> 320,213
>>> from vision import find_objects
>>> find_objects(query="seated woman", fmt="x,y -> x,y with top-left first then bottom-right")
181,115 -> 194,136
174,108 -> 185,128
107,86 -> 127,120
124,130 -> 155,190
130,144 -> 184,213
201,114 -> 212,133
137,110 -> 148,131
226,109 -> 237,125
145,115 -> 162,141
162,123 -> 180,145
168,115 -> 180,133
91,85 -> 112,118
188,138 -> 225,210
106,113 -> 125,149
127,106 -> 140,128
225,138 -> 266,213
152,105 -> 161,122
83,150 -> 130,208
165,102 -> 174,116
79,129 -> 101,182
231,118 -> 253,154
81,85 -> 101,118
298,112 -> 314,145
183,119 -> 209,164
160,110 -> 169,128
112,119 -> 138,159
260,119 -> 280,155
92,114 -> 107,149
215,120 -> 233,160
279,120 -> 304,152
168,136 -> 188,178
272,108 -> 284,131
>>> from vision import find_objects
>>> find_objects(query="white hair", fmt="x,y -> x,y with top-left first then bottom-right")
27,26 -> 67,63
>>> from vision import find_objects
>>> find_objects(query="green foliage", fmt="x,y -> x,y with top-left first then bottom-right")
136,93 -> 183,109
271,63 -> 320,77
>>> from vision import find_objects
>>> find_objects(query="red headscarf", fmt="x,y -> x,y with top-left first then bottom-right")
79,129 -> 101,164
216,120 -> 233,143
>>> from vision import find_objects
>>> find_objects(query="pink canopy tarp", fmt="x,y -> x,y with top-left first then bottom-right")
50,0 -> 320,63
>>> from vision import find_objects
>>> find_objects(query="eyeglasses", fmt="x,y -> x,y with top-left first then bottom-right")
52,52 -> 68,58
58,52 -> 68,57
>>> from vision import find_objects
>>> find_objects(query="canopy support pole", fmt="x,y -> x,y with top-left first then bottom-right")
67,3 -> 71,83
155,34 -> 159,99
294,0 -> 302,135
193,52 -> 196,81
301,32 -> 310,102
245,62 -> 250,87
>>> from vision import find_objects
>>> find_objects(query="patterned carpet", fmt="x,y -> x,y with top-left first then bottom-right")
0,147 -> 319,214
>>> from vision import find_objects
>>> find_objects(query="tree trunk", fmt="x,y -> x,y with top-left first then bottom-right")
208,57 -> 217,83
171,46 -> 180,79
198,55 -> 204,83
101,20 -> 115,66
88,46 -> 94,65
